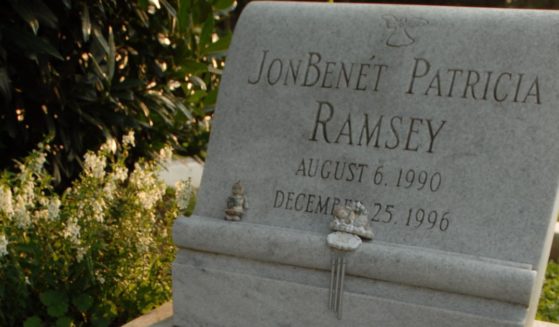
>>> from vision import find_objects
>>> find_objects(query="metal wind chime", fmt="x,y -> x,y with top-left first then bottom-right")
326,201 -> 374,319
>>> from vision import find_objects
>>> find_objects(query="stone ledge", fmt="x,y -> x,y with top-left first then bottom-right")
122,302 -> 172,327
124,301 -> 559,327
174,216 -> 536,305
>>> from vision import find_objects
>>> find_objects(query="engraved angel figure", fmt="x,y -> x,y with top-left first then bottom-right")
383,15 -> 428,47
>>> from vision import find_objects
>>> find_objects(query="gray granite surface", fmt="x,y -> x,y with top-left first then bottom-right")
173,2 -> 559,326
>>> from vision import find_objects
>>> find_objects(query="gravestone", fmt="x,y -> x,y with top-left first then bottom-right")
172,3 -> 559,326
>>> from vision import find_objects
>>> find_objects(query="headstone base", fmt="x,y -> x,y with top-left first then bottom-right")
173,216 -> 534,327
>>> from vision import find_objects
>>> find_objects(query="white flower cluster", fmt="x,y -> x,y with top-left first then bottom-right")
84,152 -> 107,179
20,180 -> 35,203
113,166 -> 128,182
175,178 -> 193,212
100,138 -> 117,154
13,195 -> 30,228
123,130 -> 136,148
76,246 -> 87,263
137,234 -> 152,254
103,180 -> 116,201
0,186 -> 13,217
63,219 -> 81,245
91,198 -> 105,223
48,197 -> 61,221
30,152 -> 47,173
159,146 -> 173,162
0,234 -> 8,258
130,162 -> 165,211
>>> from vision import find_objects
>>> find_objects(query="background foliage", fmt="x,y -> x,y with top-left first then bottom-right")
538,261 -> 559,323
0,0 -> 233,188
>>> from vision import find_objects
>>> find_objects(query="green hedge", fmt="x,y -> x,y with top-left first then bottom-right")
0,0 -> 232,187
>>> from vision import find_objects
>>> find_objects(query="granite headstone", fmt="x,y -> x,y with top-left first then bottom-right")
173,3 -> 559,326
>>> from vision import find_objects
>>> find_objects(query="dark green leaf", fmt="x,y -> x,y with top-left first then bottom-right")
189,75 -> 207,90
203,89 -> 218,108
134,8 -> 150,27
201,33 -> 231,56
187,90 -> 207,103
40,290 -> 66,306
81,4 -> 91,42
137,0 -> 149,10
177,0 -> 190,34
55,317 -> 72,327
92,317 -> 110,327
213,0 -> 235,11
7,25 -> 63,60
192,0 -> 212,24
112,78 -> 144,91
39,290 -> 68,318
176,102 -> 193,120
107,26 -> 116,80
9,0 -> 39,34
112,89 -> 134,101
160,0 -> 177,17
199,15 -> 214,50
23,316 -> 42,327
180,60 -> 208,75
88,54 -> 109,83
0,68 -> 11,102
93,27 -> 110,55
31,0 -> 58,29
73,294 -> 94,312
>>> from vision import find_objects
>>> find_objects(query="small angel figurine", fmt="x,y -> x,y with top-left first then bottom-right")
330,201 -> 373,240
224,181 -> 248,221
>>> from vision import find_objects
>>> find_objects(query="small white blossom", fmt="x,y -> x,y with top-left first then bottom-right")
175,178 -> 192,212
33,209 -> 49,220
130,163 -> 165,210
13,195 -> 30,228
100,138 -> 117,154
0,234 -> 8,258
123,131 -> 135,148
30,152 -> 47,173
20,180 -> 35,203
113,166 -> 128,182
0,186 -> 14,217
48,197 -> 61,221
38,195 -> 49,207
159,146 -> 173,161
84,152 -> 106,179
25,276 -> 31,285
97,274 -> 105,285
91,198 -> 105,223
137,188 -> 164,210
63,219 -> 81,245
76,247 -> 87,262
149,0 -> 160,9
103,180 -> 116,201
